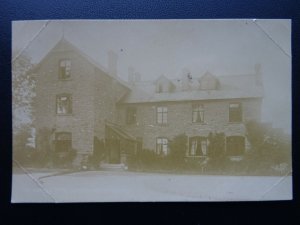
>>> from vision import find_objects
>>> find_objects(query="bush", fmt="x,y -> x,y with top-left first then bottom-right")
52,149 -> 77,168
245,120 -> 292,175
128,134 -> 188,172
13,125 -> 33,166
207,132 -> 226,172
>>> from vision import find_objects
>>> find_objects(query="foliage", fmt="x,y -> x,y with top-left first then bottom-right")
12,52 -> 35,132
168,134 -> 188,167
52,149 -> 77,168
245,120 -> 292,174
207,132 -> 226,171
128,134 -> 188,171
14,126 -> 77,168
13,124 -> 34,165
88,138 -> 105,169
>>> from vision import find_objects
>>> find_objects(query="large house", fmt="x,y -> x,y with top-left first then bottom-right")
33,38 -> 264,166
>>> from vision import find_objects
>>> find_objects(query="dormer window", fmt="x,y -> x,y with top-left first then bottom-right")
155,75 -> 175,93
59,59 -> 71,79
199,72 -> 219,90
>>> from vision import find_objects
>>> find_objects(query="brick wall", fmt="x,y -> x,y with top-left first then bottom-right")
93,68 -> 129,141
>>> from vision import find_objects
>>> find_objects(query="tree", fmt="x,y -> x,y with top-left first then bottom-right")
12,51 -> 35,134
13,124 -> 33,165
245,120 -> 292,174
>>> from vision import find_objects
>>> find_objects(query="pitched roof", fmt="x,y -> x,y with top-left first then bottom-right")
31,37 -> 130,89
120,73 -> 264,104
105,121 -> 136,141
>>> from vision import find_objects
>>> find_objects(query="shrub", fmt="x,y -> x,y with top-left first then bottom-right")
245,120 -> 292,175
168,134 -> 188,169
207,132 -> 226,171
13,125 -> 34,166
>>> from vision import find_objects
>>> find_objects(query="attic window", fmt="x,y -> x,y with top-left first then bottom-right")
59,59 -> 71,79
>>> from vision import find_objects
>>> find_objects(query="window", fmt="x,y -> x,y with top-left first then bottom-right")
192,104 -> 204,123
189,137 -> 208,156
56,94 -> 72,114
59,59 -> 71,79
201,140 -> 208,156
156,138 -> 168,155
126,107 -> 137,124
229,103 -> 242,122
190,139 -> 198,156
55,132 -> 72,153
157,106 -> 168,124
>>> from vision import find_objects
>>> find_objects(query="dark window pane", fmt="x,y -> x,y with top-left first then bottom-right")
229,103 -> 242,122
56,94 -> 72,114
59,59 -> 71,79
126,107 -> 137,124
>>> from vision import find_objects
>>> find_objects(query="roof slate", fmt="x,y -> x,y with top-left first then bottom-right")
121,73 -> 264,104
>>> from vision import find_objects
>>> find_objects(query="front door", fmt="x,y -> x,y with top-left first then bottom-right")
109,139 -> 121,164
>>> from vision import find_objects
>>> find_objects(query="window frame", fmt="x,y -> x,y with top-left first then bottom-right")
188,136 -> 208,157
56,94 -> 72,115
229,102 -> 242,123
126,106 -> 137,125
192,104 -> 205,123
58,59 -> 72,80
156,106 -> 168,125
156,137 -> 169,155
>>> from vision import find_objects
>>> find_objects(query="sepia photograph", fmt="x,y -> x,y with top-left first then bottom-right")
12,19 -> 292,202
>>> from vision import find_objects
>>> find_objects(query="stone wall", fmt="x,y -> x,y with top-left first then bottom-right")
118,98 -> 262,151
34,47 -> 96,156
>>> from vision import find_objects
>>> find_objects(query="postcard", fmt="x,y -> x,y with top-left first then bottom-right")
12,19 -> 292,202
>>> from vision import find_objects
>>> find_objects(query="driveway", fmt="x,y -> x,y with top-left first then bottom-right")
11,170 -> 293,202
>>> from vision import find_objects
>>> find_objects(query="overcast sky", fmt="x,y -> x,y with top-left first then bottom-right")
12,19 -> 291,134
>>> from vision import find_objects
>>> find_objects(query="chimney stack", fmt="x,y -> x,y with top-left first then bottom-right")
107,50 -> 118,77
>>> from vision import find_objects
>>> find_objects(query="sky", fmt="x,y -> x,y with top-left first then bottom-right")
12,19 -> 291,134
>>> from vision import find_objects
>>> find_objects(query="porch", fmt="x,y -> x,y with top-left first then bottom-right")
104,121 -> 141,166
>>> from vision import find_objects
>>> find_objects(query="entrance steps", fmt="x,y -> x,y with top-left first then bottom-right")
99,163 -> 128,171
